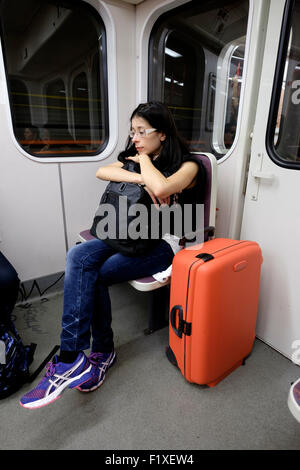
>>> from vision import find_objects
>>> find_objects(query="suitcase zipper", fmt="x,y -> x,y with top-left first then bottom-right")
184,252 -> 215,334
183,254 -> 215,375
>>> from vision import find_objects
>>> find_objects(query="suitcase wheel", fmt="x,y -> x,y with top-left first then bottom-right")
165,346 -> 178,367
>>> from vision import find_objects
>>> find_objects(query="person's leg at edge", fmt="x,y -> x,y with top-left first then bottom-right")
19,239 -> 116,409
0,251 -> 20,325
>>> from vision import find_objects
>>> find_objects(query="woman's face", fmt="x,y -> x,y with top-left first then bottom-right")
131,116 -> 166,157
24,128 -> 34,140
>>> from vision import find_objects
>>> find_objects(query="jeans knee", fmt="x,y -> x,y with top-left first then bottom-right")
65,244 -> 83,271
65,240 -> 105,273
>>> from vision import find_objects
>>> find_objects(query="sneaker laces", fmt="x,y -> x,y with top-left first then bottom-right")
89,352 -> 106,366
89,353 -> 104,366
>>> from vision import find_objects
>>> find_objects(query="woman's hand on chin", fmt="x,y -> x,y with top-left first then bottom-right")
126,154 -> 139,163
126,153 -> 151,164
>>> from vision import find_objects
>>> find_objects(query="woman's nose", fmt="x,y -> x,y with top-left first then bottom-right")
132,133 -> 140,143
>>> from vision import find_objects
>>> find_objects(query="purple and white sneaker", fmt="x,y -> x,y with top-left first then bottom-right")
288,377 -> 300,423
19,352 -> 92,409
76,351 -> 116,392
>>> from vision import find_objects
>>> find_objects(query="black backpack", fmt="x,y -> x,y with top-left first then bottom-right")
90,161 -> 160,256
0,319 -> 36,399
0,319 -> 59,399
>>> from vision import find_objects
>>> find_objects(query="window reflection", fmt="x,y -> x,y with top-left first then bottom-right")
149,0 -> 249,158
224,45 -> 244,149
72,72 -> 91,144
0,0 -> 108,158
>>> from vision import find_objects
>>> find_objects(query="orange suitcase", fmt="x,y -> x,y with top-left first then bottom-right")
167,238 -> 263,387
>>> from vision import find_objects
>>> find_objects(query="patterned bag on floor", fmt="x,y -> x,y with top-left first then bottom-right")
0,319 -> 36,399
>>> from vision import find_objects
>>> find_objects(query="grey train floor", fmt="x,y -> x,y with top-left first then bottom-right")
1,283 -> 299,450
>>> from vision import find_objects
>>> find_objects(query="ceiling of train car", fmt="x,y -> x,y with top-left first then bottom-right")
1,0 -> 145,82
175,3 -> 248,49
21,17 -> 98,80
1,1 -> 101,80
1,0 -> 145,33
1,0 -> 248,80
1,0 -> 41,34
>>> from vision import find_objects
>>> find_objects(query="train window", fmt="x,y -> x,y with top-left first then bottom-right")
267,0 -> 300,168
149,0 -> 249,158
46,79 -> 67,128
9,80 -> 31,140
72,72 -> 91,144
0,0 -> 108,159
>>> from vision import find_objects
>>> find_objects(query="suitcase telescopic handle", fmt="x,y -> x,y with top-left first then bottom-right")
170,305 -> 184,338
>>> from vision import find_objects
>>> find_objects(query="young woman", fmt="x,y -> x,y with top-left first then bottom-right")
19,102 -> 205,409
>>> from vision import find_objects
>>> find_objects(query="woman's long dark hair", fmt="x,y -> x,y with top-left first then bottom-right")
118,101 -> 189,175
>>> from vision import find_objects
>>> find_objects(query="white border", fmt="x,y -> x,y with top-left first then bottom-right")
212,39 -> 246,155
217,0 -> 254,164
137,0 -> 254,165
0,0 -> 118,163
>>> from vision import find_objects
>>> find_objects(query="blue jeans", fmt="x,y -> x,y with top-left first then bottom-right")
60,239 -> 174,353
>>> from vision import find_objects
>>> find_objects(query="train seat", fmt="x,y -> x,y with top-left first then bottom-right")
78,152 -> 217,333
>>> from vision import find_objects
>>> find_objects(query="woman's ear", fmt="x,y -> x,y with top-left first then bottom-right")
160,133 -> 166,142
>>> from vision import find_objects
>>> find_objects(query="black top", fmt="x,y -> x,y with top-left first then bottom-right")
161,154 -> 206,239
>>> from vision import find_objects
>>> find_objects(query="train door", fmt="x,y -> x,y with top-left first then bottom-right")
241,0 -> 300,360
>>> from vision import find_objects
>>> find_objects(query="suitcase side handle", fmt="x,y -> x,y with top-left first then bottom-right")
170,305 -> 184,338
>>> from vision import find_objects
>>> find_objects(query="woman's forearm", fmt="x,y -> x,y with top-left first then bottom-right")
138,154 -> 199,199
139,154 -> 168,196
96,166 -> 143,184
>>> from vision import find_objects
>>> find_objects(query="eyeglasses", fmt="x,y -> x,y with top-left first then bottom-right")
129,128 -> 157,139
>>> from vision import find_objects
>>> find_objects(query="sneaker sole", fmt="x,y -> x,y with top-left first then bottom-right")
288,380 -> 300,423
19,363 -> 92,409
76,353 -> 116,393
